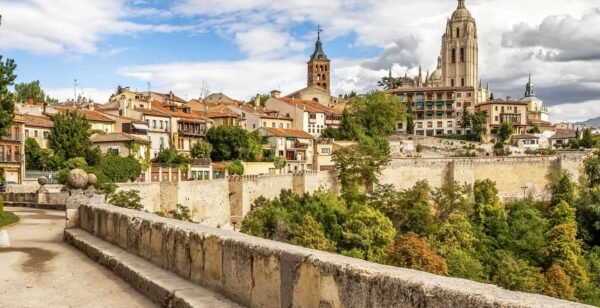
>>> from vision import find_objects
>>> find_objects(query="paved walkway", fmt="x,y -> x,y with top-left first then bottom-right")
0,207 -> 154,308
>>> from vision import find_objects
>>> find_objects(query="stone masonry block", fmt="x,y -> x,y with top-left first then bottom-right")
202,235 -> 223,290
150,222 -> 165,267
189,232 -> 204,285
138,219 -> 153,261
127,216 -> 142,256
116,213 -> 129,250
222,239 -> 253,306
173,228 -> 191,279
251,253 -> 281,308
161,225 -> 177,271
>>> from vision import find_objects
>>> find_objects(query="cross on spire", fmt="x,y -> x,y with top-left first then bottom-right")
317,24 -> 323,40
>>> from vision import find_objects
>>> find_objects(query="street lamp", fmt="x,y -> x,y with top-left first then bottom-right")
520,185 -> 528,199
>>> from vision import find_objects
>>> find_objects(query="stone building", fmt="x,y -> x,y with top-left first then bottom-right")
259,127 -> 315,173
476,99 -> 529,135
23,114 -> 53,149
387,0 -> 490,137
520,74 -> 552,131
0,115 -> 25,183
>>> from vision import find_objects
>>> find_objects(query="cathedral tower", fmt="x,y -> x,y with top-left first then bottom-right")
307,29 -> 331,93
441,0 -> 478,89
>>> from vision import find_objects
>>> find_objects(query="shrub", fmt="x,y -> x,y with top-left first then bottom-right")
227,160 -> 245,175
98,154 -> 142,183
168,204 -> 194,222
416,144 -> 424,153
108,190 -> 143,210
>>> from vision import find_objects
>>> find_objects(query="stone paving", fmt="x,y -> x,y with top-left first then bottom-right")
0,207 -> 154,308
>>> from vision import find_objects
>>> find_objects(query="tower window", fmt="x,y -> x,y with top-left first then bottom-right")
323,83 -> 327,89
460,48 -> 465,62
456,28 -> 460,38
451,79 -> 455,87
461,78 -> 465,87
452,49 -> 456,63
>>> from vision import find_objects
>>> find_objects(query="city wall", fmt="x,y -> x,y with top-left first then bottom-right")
66,202 -> 582,308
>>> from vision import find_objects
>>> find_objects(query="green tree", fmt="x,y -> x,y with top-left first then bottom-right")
290,215 -> 336,252
108,190 -> 143,210
490,251 -> 544,293
506,200 -> 548,266
470,111 -> 488,142
576,187 -> 600,246
13,80 -> 53,104
583,152 -> 600,187
167,204 -> 194,222
406,103 -> 415,134
48,111 -> 98,164
340,206 -> 395,263
580,129 -> 596,149
273,157 -> 287,174
321,108 -> 364,140
25,137 -> 61,171
498,122 -> 515,143
0,56 -> 16,137
550,172 -> 575,207
431,178 -> 472,221
155,147 -> 190,168
190,140 -> 213,159
332,136 -> 391,203
349,91 -> 404,138
387,232 -> 448,276
97,154 -> 142,183
544,264 -> 576,301
227,160 -> 244,175
207,126 -> 265,161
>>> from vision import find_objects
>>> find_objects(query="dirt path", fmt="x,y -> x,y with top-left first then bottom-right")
0,207 -> 154,308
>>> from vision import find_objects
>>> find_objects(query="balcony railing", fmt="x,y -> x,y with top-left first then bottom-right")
0,156 -> 21,163
1,136 -> 22,142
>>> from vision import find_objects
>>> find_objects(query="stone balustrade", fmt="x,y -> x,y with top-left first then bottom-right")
70,201 -> 586,308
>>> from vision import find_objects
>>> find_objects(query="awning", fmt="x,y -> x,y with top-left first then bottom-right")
436,111 -> 444,116
426,101 -> 434,106
446,100 -> 454,105
426,111 -> 434,116
436,101 -> 445,106
132,123 -> 149,130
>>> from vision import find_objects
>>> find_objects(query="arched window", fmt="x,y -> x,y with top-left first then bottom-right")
456,27 -> 460,38
452,49 -> 456,63
322,75 -> 326,81
451,79 -> 455,87
317,75 -> 321,81
325,65 -> 328,71
460,48 -> 465,62
313,98 -> 319,102
461,78 -> 465,87
323,83 -> 327,89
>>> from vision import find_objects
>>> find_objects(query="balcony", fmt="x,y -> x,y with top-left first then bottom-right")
1,136 -> 22,142
0,156 -> 21,163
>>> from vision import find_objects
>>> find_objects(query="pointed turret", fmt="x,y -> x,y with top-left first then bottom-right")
310,28 -> 329,61
524,73 -> 535,97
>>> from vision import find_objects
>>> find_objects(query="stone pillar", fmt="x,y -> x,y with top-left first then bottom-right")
65,169 -> 93,229
36,176 -> 48,205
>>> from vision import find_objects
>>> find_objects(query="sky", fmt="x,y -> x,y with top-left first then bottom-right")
1,0 -> 600,122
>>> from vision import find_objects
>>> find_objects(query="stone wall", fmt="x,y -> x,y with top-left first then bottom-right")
72,203 -> 584,308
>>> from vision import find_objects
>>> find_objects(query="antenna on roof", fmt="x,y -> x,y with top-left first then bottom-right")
147,81 -> 151,94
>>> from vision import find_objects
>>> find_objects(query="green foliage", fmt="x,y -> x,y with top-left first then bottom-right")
98,154 -> 142,183
580,129 -> 596,149
460,108 -> 488,142
167,204 -> 194,222
340,205 -> 396,263
227,160 -> 244,175
108,190 -> 143,210
406,103 -> 415,134
333,136 -> 391,203
0,210 -> 18,228
387,232 -> 448,276
576,187 -> 600,246
14,80 -> 53,104
273,156 -> 287,171
584,152 -> 600,187
0,195 -> 3,213
506,200 -> 548,266
550,172 -> 575,206
544,264 -> 576,300
528,126 -> 541,134
25,137 -> 61,171
190,140 -> 213,159
0,56 -> 17,138
155,147 -> 190,167
431,178 -> 472,222
443,247 -> 486,281
290,215 -> 336,252
207,126 -> 266,161
498,122 -> 515,143
491,251 -> 544,293
48,111 -> 98,164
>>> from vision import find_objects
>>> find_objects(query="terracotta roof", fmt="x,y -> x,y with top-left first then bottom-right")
260,128 -> 314,139
24,114 -> 53,128
151,101 -> 207,121
138,108 -> 170,117
151,91 -> 187,104
91,132 -> 150,144
273,98 -> 341,115
549,129 -> 577,140
53,107 -> 115,123
96,101 -> 120,111
210,102 -> 291,120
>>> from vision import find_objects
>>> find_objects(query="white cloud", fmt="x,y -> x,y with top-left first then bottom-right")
45,87 -> 115,103
549,100 -> 600,123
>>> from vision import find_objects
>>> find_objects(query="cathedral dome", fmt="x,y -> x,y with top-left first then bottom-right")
431,68 -> 442,81
452,0 -> 472,20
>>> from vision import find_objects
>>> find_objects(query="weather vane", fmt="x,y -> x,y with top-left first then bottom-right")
317,24 -> 323,38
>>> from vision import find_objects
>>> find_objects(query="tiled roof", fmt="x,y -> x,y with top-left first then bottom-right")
138,108 -> 170,117
261,127 -> 314,139
151,101 -> 207,122
274,98 -> 341,115
210,102 -> 291,120
53,107 -> 115,123
24,114 -> 53,128
549,129 -> 577,140
512,134 -> 539,140
91,132 -> 150,144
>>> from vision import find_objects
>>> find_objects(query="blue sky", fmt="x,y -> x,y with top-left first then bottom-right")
1,0 -> 600,122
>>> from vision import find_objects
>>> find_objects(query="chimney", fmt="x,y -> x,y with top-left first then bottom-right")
254,94 -> 260,106
43,102 -> 47,114
270,90 -> 281,98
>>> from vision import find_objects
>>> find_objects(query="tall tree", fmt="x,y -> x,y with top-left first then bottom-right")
498,122 -> 515,143
14,80 -> 53,104
387,232 -> 448,276
0,56 -> 16,137
190,140 -> 213,159
48,111 -> 99,164
406,103 -> 415,134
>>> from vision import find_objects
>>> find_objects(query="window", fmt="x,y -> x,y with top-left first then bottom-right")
451,79 -> 455,87
34,130 -> 38,137
108,148 -> 119,155
43,131 -> 49,139
272,122 -> 275,128
25,129 -> 29,137
457,93 -> 462,98
495,106 -> 498,111
321,148 -> 331,154
263,122 -> 266,127
153,120 -> 157,128
279,123 -> 283,128
460,48 -> 465,62
416,93 -> 424,101
461,78 -> 465,87
437,121 -> 443,128
457,102 -> 462,108
447,121 -> 453,127
417,122 -> 423,129
427,121 -> 433,128
160,121 -> 163,129
287,123 -> 290,128
467,93 -> 472,97
253,124 -> 256,129
452,49 -> 456,63
495,116 -> 499,122
456,27 -> 460,38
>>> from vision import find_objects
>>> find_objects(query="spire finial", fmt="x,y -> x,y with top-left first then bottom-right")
458,0 -> 466,9
317,24 -> 322,41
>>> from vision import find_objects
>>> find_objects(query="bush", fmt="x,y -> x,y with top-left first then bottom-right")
98,154 -> 141,183
167,204 -> 194,222
416,144 -> 424,153
227,160 -> 245,175
108,190 -> 143,210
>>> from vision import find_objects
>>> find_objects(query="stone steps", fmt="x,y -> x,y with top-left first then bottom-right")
65,228 -> 244,308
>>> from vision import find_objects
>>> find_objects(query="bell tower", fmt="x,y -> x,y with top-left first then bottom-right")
307,26 -> 331,93
441,0 -> 478,89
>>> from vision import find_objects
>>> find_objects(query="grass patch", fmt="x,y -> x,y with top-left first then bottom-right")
0,211 -> 19,228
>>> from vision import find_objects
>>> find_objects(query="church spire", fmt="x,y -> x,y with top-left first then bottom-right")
525,72 -> 535,97
310,25 -> 329,61
458,0 -> 466,9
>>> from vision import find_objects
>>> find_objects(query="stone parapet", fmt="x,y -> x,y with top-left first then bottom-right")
75,202 -> 589,308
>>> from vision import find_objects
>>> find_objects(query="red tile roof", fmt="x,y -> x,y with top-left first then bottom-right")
91,132 -> 150,144
24,114 -> 53,128
53,107 -> 115,123
274,98 -> 340,115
